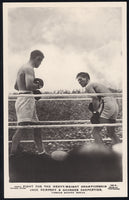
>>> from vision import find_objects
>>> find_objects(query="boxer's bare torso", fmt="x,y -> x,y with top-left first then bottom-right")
14,63 -> 36,91
85,82 -> 111,94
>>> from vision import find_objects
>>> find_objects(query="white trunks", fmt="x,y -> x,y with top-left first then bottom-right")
99,97 -> 119,120
15,91 -> 38,123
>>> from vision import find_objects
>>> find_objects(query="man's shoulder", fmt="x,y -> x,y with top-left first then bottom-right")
21,63 -> 33,73
86,82 -> 95,88
86,82 -> 111,93
85,82 -> 101,93
87,82 -> 103,88
85,83 -> 94,93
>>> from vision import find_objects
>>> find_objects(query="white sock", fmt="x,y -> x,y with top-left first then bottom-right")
38,151 -> 46,155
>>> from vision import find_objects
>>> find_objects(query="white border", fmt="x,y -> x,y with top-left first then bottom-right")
3,2 -> 127,198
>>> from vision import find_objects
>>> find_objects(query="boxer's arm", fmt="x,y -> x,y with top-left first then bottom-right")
86,85 -> 100,111
25,68 -> 39,91
92,97 -> 100,111
14,81 -> 18,90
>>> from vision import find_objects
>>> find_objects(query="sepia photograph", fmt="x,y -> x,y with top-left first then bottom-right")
3,2 -> 127,198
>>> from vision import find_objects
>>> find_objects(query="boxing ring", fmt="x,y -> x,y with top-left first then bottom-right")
8,93 -> 122,149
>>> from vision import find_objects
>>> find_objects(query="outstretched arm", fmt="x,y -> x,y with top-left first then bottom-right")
86,85 -> 100,111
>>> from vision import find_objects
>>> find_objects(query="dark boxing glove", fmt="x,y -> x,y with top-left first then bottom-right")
90,111 -> 100,124
88,102 -> 100,124
34,78 -> 44,89
33,90 -> 42,101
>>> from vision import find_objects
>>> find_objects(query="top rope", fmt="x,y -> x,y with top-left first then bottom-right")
8,93 -> 122,101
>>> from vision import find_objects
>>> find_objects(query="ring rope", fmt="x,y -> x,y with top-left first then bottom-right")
9,123 -> 122,129
9,98 -> 93,101
9,98 -> 94,101
8,93 -> 122,98
8,97 -> 122,101
8,137 -> 122,143
8,119 -> 122,124
8,120 -> 93,124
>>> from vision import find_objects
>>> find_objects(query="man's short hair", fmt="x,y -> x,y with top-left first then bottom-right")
30,50 -> 44,60
76,72 -> 90,80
